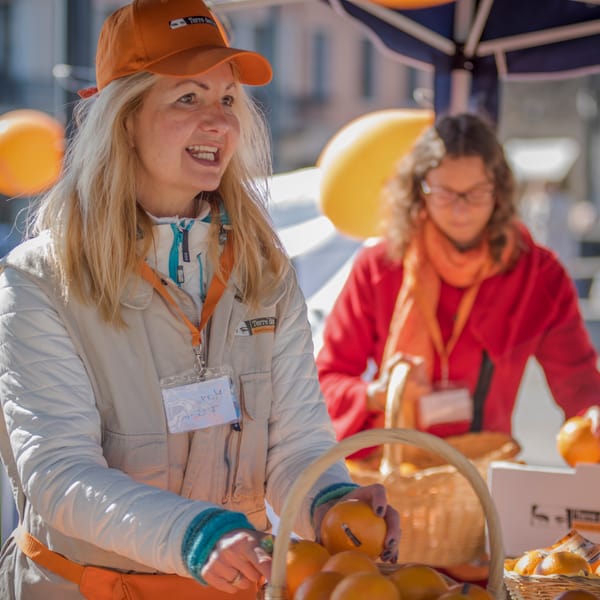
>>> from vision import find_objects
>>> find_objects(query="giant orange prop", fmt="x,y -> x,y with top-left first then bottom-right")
318,109 -> 434,240
0,109 -> 64,197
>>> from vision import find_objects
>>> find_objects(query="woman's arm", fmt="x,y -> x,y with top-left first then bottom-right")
265,269 -> 353,537
316,248 -> 382,440
533,255 -> 600,417
0,268 -> 215,576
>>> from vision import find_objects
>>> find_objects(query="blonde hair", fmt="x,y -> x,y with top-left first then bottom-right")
34,71 -> 288,324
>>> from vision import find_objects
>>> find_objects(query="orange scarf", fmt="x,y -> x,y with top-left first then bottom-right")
382,219 -> 517,393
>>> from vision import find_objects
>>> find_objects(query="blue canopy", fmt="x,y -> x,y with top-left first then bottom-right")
323,0 -> 600,119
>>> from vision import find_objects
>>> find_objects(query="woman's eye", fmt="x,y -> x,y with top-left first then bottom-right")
222,95 -> 235,107
178,93 -> 196,104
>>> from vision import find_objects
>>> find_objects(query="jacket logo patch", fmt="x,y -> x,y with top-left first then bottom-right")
235,317 -> 276,336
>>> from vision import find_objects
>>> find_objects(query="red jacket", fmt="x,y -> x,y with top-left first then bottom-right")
316,231 -> 600,447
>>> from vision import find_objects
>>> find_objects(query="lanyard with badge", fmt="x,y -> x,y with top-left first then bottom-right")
140,238 -> 242,434
415,283 -> 482,431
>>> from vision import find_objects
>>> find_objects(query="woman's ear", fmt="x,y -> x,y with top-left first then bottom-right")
124,114 -> 136,149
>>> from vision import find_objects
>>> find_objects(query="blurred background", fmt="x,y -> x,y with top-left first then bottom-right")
2,2 -> 600,295
2,0 -> 600,541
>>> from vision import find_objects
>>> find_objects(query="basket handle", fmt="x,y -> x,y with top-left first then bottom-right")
264,428 -> 506,600
381,359 -> 412,474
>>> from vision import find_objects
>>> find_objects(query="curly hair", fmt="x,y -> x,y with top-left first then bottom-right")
382,112 -> 518,263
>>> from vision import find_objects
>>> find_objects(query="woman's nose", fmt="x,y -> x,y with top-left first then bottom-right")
198,104 -> 230,132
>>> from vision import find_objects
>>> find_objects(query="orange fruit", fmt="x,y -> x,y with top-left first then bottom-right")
436,593 -> 470,600
400,462 -> 419,475
330,572 -> 400,600
387,564 -> 449,600
534,550 -> 591,576
294,571 -> 345,600
556,416 -> 600,467
321,549 -> 379,577
443,561 -> 490,583
504,557 -> 519,571
446,583 -> 494,600
513,549 -> 547,575
285,539 -> 331,599
553,591 -> 600,600
320,499 -> 386,558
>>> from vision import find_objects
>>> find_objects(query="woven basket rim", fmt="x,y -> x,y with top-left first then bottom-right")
504,568 -> 600,585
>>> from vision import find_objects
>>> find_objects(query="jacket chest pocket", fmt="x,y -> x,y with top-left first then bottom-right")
226,372 -> 272,507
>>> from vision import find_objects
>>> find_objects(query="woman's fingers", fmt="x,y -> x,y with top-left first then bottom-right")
200,529 -> 272,592
381,502 -> 401,562
585,405 -> 600,437
343,483 -> 388,516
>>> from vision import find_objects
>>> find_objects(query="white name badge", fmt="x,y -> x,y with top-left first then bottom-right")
417,386 -> 473,430
162,374 -> 239,434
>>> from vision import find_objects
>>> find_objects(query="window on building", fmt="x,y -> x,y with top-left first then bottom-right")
312,31 -> 329,102
360,38 -> 375,100
255,22 -> 275,67
406,66 -> 419,106
0,2 -> 11,88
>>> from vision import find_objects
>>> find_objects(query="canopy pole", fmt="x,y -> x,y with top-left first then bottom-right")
449,0 -> 475,114
449,67 -> 471,114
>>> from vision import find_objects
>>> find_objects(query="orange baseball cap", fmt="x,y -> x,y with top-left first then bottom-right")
94,0 -> 272,91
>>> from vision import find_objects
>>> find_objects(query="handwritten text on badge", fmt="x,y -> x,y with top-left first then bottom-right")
162,375 -> 238,433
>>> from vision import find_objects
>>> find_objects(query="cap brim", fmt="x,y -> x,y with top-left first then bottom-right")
147,46 -> 272,86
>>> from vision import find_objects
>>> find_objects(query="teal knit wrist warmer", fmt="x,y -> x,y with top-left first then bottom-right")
310,482 -> 360,526
182,508 -> 255,584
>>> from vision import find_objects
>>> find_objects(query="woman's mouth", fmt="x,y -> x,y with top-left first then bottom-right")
187,144 -> 219,162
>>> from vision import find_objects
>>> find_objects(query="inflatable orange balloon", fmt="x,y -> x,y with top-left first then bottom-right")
0,109 -> 65,197
318,108 -> 434,240
369,0 -> 454,8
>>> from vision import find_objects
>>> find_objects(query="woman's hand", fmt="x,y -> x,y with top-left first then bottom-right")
584,405 -> 600,438
313,483 -> 401,563
199,529 -> 272,593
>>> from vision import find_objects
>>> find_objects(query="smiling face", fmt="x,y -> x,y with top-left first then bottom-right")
422,155 -> 496,248
127,62 -> 240,218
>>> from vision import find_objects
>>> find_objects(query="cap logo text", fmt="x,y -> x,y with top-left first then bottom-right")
170,16 -> 217,29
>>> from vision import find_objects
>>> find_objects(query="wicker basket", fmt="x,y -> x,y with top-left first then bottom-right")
348,361 -> 520,566
504,570 -> 600,599
263,428 -> 508,600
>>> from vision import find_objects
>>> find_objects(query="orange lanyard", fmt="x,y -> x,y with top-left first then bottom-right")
139,241 -> 234,348
416,281 -> 482,383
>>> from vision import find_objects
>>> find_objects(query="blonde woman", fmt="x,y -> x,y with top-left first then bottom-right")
0,1 -> 399,598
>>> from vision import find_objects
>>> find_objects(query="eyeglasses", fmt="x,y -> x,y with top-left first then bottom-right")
420,180 -> 495,207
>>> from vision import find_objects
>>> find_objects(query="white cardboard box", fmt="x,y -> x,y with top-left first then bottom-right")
488,461 -> 600,557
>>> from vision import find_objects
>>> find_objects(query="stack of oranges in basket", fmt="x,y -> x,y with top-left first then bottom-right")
284,498 -> 494,600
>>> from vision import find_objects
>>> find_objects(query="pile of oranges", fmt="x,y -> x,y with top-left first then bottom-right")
506,548 -> 598,577
504,533 -> 600,600
285,498 -> 494,599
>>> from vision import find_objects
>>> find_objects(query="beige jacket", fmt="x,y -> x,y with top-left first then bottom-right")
0,230 -> 350,598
